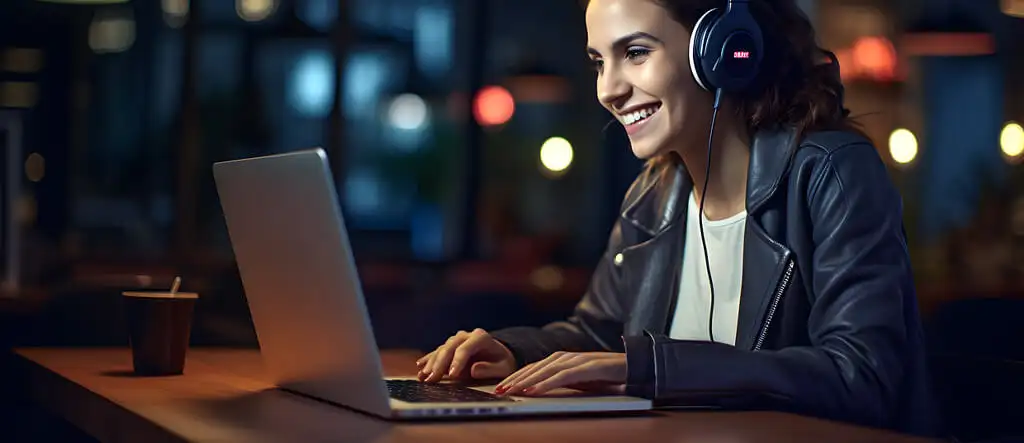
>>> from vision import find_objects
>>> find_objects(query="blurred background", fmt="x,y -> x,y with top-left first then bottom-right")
1,0 -> 1023,348
0,0 -> 1022,436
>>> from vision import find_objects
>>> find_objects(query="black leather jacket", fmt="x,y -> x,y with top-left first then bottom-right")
490,127 -> 941,437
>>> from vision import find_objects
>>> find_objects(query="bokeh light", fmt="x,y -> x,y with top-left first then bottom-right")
889,128 -> 918,165
1001,122 -> 1024,160
387,94 -> 429,131
540,137 -> 574,174
851,36 -> 896,81
473,85 -> 515,126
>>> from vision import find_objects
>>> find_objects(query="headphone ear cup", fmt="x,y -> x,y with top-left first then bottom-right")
699,6 -> 764,93
688,8 -> 720,92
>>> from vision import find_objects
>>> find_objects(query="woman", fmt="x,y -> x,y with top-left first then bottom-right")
416,0 -> 939,436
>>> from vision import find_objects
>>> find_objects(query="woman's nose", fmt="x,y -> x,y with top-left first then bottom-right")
597,69 -> 630,109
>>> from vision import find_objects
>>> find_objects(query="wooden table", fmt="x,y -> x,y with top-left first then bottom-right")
12,348 -> 940,443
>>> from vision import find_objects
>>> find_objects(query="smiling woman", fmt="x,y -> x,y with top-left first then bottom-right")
583,0 -> 854,165
416,0 -> 941,438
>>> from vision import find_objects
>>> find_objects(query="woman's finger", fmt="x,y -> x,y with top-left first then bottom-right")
447,330 -> 491,377
525,362 -> 601,395
418,351 -> 438,380
497,351 -> 570,391
501,354 -> 584,395
426,332 -> 471,382
416,351 -> 434,368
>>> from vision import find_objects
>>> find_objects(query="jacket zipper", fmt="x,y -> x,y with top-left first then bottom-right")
753,259 -> 794,351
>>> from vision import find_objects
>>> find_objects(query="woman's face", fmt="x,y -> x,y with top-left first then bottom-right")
586,0 -> 712,159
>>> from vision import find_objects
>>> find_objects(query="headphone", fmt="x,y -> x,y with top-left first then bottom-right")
688,0 -> 765,93
687,0 -> 764,344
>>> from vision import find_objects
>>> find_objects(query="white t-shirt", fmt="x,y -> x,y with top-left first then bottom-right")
668,191 -> 746,345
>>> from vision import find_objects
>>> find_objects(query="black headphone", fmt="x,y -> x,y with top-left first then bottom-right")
688,0 -> 765,93
689,0 -> 765,344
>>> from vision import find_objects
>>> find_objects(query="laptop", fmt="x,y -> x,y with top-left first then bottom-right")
212,148 -> 653,419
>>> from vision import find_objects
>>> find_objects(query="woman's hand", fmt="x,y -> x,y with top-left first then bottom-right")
416,329 -> 517,382
495,351 -> 627,396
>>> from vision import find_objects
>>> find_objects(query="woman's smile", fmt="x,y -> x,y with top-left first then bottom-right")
619,102 -> 663,136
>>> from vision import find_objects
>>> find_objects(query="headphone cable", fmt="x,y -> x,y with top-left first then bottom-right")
700,88 -> 724,343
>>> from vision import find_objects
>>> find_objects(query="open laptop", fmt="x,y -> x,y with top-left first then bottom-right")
212,148 -> 652,419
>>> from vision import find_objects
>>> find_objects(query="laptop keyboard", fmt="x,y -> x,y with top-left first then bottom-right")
386,380 -> 512,403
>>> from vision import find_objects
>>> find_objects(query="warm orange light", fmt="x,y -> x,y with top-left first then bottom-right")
834,48 -> 854,81
1005,0 -> 1024,18
852,36 -> 896,81
507,75 -> 569,104
473,85 -> 515,126
902,33 -> 995,56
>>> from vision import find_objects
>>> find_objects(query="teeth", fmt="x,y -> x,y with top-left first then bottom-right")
623,106 -> 660,125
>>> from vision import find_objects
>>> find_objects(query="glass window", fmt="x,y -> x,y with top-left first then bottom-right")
152,31 -> 182,133
74,9 -> 172,257
198,0 -> 282,25
254,40 -> 335,154
413,5 -> 454,80
73,0 -> 468,261
289,49 -> 334,118
298,0 -> 338,31
338,45 -> 416,229
197,32 -> 243,101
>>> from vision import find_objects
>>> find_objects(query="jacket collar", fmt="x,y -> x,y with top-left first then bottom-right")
620,164 -> 690,237
746,126 -> 800,213
621,126 -> 799,233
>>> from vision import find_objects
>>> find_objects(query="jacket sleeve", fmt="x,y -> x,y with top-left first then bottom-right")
489,220 -> 630,367
623,143 -> 911,430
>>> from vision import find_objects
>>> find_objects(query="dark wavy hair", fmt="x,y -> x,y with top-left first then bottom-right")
583,0 -> 859,139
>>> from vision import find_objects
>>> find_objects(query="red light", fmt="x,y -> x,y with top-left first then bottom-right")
473,86 -> 515,126
852,36 -> 896,81
733,51 -> 750,59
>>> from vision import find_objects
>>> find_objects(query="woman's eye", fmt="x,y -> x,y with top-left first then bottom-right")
626,47 -> 650,61
589,59 -> 604,72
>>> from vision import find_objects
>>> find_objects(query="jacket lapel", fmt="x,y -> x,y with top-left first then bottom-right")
618,126 -> 800,345
734,127 -> 799,350
735,222 -> 792,349
621,164 -> 689,336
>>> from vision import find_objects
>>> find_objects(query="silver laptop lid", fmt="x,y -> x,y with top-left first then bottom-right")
213,148 -> 392,416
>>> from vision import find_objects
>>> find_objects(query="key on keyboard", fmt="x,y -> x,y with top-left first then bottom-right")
386,380 -> 512,403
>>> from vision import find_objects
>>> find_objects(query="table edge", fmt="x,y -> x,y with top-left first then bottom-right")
14,349 -> 191,443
